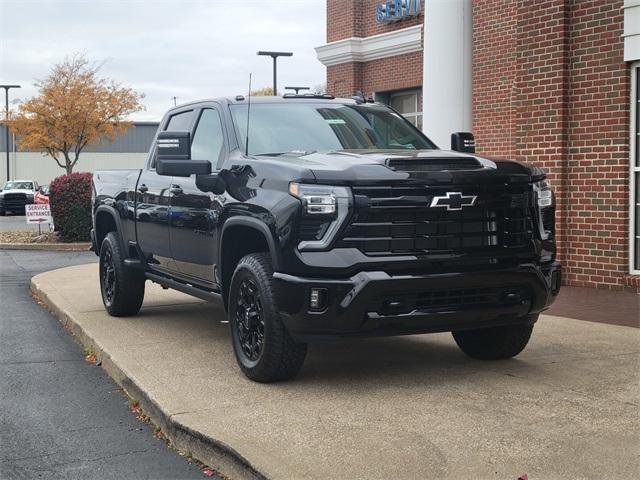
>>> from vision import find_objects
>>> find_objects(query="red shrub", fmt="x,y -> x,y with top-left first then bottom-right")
49,172 -> 93,242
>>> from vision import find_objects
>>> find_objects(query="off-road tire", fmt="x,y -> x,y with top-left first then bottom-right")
452,317 -> 536,360
229,253 -> 307,382
99,231 -> 145,316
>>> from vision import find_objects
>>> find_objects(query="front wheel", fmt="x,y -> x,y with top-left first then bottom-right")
229,253 -> 307,382
99,232 -> 145,316
452,317 -> 536,360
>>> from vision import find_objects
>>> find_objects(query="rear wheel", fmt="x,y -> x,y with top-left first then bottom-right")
99,232 -> 145,316
452,317 -> 536,360
229,253 -> 307,382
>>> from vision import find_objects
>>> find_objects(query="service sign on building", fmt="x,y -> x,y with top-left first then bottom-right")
25,204 -> 53,225
376,0 -> 421,23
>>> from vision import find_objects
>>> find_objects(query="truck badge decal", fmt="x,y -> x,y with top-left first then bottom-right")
430,192 -> 477,211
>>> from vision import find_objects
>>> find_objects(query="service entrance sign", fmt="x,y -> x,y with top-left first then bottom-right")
25,204 -> 53,225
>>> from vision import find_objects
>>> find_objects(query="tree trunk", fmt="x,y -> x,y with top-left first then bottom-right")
63,151 -> 73,174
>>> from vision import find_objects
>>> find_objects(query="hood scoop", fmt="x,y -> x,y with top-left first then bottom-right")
386,157 -> 482,173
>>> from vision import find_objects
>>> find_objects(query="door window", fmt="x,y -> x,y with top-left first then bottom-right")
191,109 -> 225,164
165,110 -> 194,131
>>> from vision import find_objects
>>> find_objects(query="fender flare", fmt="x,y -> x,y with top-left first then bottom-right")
94,205 -> 128,257
219,216 -> 281,272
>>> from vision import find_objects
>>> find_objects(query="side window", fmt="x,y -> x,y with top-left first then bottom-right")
151,110 -> 194,168
191,109 -> 225,164
165,110 -> 194,131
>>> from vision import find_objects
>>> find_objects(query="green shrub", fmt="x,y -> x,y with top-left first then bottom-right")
49,172 -> 93,242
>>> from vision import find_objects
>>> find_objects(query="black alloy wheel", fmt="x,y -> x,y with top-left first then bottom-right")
234,278 -> 265,362
101,247 -> 116,306
98,232 -> 145,317
228,253 -> 307,382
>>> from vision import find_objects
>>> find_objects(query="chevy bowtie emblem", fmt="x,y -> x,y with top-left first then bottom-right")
430,192 -> 477,211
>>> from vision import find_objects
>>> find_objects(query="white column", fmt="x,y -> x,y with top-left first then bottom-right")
422,0 -> 473,149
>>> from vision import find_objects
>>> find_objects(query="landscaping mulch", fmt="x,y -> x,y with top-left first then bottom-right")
0,231 -> 91,251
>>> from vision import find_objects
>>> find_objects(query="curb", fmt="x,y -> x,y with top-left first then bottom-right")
0,242 -> 91,252
30,277 -> 268,480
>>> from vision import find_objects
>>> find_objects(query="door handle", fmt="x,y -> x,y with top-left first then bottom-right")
169,185 -> 183,195
138,184 -> 148,193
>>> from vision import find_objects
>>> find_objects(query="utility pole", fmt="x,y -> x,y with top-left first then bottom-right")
257,51 -> 293,96
0,85 -> 21,182
172,96 -> 178,106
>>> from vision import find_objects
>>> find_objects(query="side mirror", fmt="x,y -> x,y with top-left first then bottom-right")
196,174 -> 226,195
157,131 -> 191,161
451,132 -> 475,153
155,130 -> 212,177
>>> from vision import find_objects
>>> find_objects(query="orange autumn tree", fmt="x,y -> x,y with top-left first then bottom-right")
11,55 -> 144,174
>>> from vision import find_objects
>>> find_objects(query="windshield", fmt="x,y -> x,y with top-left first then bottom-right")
3,181 -> 33,190
230,102 -> 436,155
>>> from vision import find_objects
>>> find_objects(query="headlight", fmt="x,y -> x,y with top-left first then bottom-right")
533,178 -> 555,240
289,183 -> 351,251
535,179 -> 553,208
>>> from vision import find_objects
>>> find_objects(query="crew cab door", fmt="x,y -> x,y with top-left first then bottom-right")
168,107 -> 226,287
136,109 -> 195,273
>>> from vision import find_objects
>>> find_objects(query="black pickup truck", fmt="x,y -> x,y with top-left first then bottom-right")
91,94 -> 561,382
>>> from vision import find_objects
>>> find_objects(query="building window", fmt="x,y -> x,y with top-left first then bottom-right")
632,62 -> 640,274
376,89 -> 423,129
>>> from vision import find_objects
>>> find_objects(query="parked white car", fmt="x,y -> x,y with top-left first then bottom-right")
0,180 -> 38,216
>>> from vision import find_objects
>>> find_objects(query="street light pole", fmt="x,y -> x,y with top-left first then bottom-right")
256,51 -> 293,96
1,85 -> 21,182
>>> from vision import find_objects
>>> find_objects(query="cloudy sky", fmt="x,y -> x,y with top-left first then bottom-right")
0,0 -> 326,121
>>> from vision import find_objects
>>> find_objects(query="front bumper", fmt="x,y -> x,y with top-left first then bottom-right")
0,197 -> 32,212
274,262 -> 561,342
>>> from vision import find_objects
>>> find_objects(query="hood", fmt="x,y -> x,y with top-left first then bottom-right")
0,188 -> 34,195
257,149 -> 544,185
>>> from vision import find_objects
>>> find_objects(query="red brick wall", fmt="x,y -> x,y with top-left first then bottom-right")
472,0 -> 518,158
564,0 -> 630,289
326,0 -> 423,98
473,0 -> 631,290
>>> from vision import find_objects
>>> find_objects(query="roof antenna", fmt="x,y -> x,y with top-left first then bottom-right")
245,73 -> 252,156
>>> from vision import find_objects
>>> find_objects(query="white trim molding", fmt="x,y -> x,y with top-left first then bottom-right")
630,62 -> 640,275
624,0 -> 640,62
315,25 -> 422,67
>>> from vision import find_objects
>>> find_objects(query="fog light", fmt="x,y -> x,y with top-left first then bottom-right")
309,287 -> 328,312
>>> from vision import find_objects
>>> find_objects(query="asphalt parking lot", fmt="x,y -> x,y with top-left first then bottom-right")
32,263 -> 640,480
0,212 -> 42,232
0,250 -> 207,479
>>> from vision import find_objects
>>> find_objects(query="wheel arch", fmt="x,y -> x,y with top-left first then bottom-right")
95,206 -> 127,256
219,217 -> 280,310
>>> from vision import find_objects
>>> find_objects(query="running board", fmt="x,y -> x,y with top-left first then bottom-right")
145,272 -> 221,303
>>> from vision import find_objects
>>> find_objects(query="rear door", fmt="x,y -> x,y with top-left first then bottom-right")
169,106 -> 227,287
136,109 -> 195,274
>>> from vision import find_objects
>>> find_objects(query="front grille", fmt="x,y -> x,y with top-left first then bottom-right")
369,286 -> 530,316
2,193 -> 28,207
387,157 -> 481,172
337,184 -> 534,256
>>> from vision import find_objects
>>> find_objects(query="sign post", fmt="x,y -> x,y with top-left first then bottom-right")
25,204 -> 53,234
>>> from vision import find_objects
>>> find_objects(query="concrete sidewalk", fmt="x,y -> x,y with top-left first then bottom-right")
32,264 -> 640,480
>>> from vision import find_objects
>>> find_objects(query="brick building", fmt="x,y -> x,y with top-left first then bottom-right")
317,0 -> 640,291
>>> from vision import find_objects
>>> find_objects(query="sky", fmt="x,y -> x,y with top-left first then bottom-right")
0,0 -> 327,121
